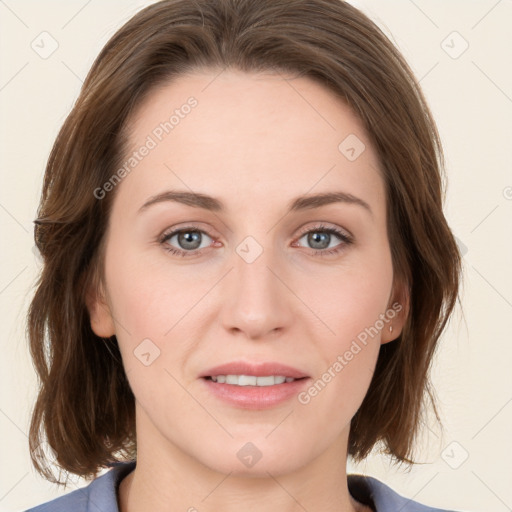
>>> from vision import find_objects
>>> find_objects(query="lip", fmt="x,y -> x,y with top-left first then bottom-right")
199,361 -> 309,379
201,377 -> 310,410
199,360 -> 310,410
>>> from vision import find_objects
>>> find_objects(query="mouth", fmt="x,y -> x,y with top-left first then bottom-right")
199,361 -> 310,409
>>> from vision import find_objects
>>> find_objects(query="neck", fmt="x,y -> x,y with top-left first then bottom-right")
119,459 -> 366,512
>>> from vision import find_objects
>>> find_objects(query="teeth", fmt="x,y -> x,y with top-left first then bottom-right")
210,375 -> 296,386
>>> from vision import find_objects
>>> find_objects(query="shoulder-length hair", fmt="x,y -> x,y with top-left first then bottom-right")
28,0 -> 462,484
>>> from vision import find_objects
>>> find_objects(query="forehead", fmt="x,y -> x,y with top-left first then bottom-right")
118,69 -> 385,216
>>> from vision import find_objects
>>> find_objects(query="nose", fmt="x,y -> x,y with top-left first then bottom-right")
219,239 -> 294,340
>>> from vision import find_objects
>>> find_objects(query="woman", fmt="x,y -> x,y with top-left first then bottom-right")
25,0 -> 464,511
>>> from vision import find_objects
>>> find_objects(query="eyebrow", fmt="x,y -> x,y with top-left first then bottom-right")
138,190 -> 373,217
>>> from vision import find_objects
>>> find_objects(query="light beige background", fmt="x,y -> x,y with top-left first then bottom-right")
1,1 -> 511,511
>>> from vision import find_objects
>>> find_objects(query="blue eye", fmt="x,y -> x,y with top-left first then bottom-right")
160,228 -> 214,257
294,223 -> 353,257
159,223 -> 353,258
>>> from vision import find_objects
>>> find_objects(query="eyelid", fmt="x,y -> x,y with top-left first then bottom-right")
295,222 -> 353,241
158,222 -> 216,242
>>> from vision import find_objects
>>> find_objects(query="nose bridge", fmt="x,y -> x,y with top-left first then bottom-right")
220,233 -> 292,338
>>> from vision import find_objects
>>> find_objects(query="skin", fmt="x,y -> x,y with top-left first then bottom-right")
87,68 -> 408,512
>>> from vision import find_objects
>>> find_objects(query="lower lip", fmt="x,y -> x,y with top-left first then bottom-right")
201,377 -> 310,410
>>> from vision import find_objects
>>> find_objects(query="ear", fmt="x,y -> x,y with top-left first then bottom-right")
381,277 -> 410,345
85,275 -> 116,338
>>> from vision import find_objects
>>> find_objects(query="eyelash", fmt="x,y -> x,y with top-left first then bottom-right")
159,223 -> 354,258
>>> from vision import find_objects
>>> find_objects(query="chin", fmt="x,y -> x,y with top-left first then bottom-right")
191,435 -> 310,477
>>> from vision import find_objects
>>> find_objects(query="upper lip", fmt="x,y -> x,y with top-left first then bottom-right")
200,361 -> 309,379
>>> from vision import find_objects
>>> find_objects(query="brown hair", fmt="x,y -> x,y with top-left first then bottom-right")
28,0 -> 462,484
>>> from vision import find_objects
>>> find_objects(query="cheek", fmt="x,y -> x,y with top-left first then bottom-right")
307,257 -> 393,346
104,242 -> 203,337
301,254 -> 392,399
297,273 -> 387,425
103,240 -> 220,380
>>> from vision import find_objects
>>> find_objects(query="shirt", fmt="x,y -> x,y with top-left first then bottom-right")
25,461 -> 465,512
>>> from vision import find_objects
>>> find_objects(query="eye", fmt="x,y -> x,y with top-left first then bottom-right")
159,223 -> 353,258
293,223 -> 353,257
160,227 -> 215,257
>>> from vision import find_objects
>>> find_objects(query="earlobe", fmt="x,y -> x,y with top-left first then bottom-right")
381,323 -> 398,344
381,280 -> 410,344
85,279 -> 116,338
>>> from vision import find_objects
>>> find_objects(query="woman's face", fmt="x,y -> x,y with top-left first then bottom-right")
88,69 -> 407,476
